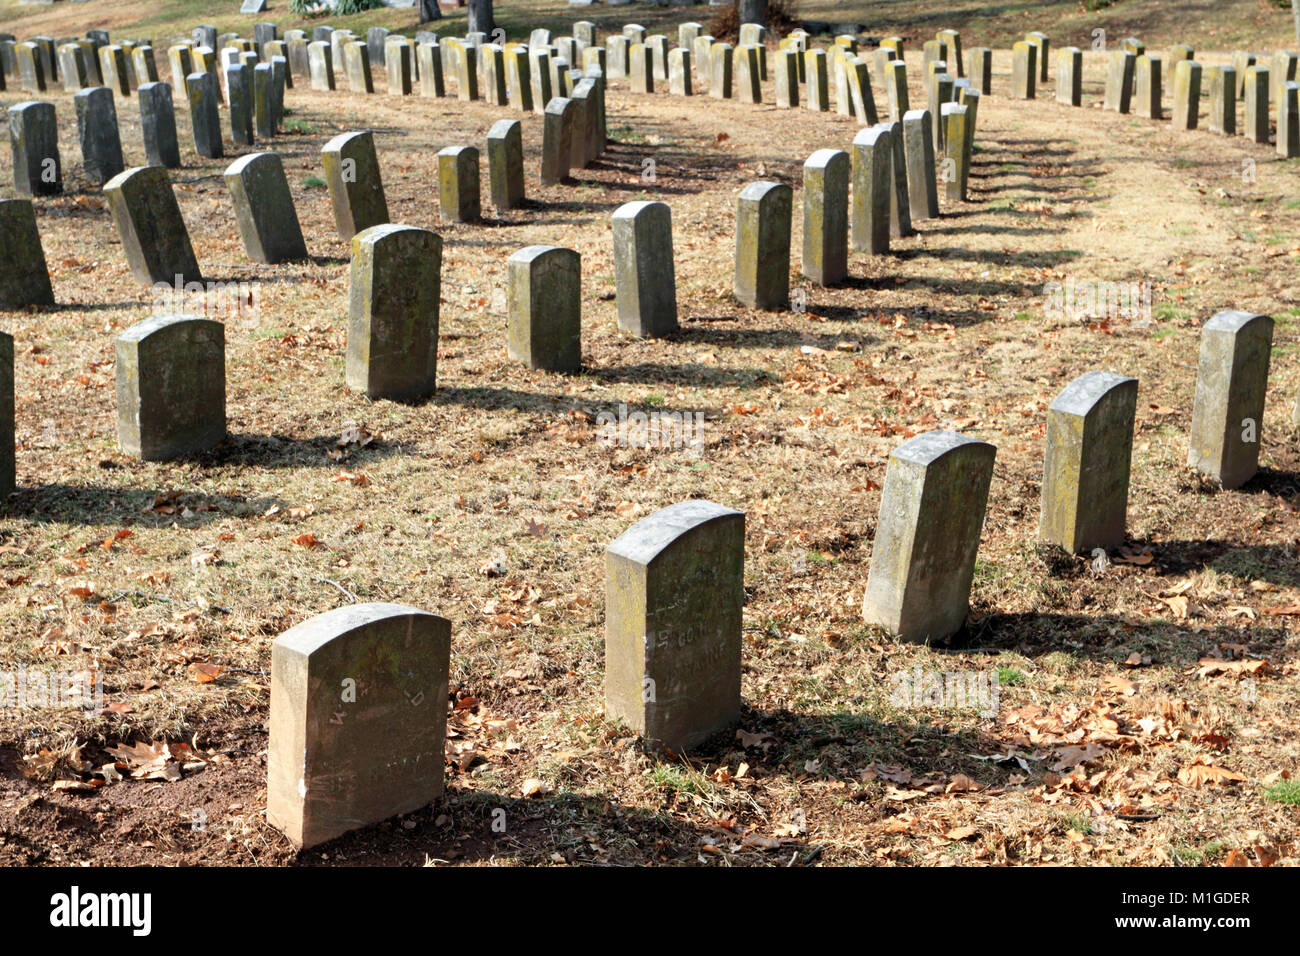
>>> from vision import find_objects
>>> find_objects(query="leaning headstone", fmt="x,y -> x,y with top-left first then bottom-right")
1244,65 -> 1270,144
321,131 -> 389,242
861,430 -> 996,643
1040,372 -> 1139,554
346,224 -> 442,402
115,315 -> 224,460
541,97 -> 574,185
225,153 -> 308,264
612,200 -> 678,337
367,26 -> 391,67
1057,47 -> 1082,106
103,166 -> 200,285
1187,311 -> 1274,489
1208,66 -> 1237,135
58,42 -> 89,92
845,56 -> 877,123
74,86 -> 125,186
902,109 -> 939,222
884,119 -> 915,238
1173,59 -> 1202,129
802,149 -> 849,287
8,102 -> 63,196
486,119 -> 524,210
734,181 -> 792,311
1135,54 -> 1162,118
99,45 -> 130,96
507,245 -> 581,373
193,26 -> 218,52
0,331 -> 11,497
851,126 -> 891,254
184,71 -> 223,159
438,146 -> 480,223
167,45 -> 193,96
267,603 -> 451,850
0,199 -> 55,307
1166,43 -> 1194,87
1011,41 -> 1036,98
605,501 -> 745,753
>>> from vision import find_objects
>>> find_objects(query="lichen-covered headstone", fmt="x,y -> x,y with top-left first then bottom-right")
74,86 -> 125,186
902,109 -> 939,222
612,200 -> 678,338
1011,41 -> 1036,99
418,42 -> 446,98
17,42 -> 46,93
8,101 -> 62,196
1040,371 -> 1139,554
507,245 -> 581,373
99,45 -> 130,97
138,82 -> 180,168
709,42 -> 733,99
1172,59 -> 1201,130
115,314 -> 224,460
346,224 -> 441,402
1244,65 -> 1270,144
308,41 -> 335,91
0,199 -> 55,308
802,148 -> 849,287
805,48 -> 829,110
103,165 -> 200,285
862,430 -> 996,643
968,47 -> 992,94
669,47 -> 692,96
225,153 -> 307,264
1187,311 -> 1273,489
1025,31 -> 1049,82
605,501 -> 744,753
851,126 -> 891,254
1135,54 -> 1162,118
438,146 -> 480,223
1279,82 -> 1300,159
267,603 -> 451,850
184,71 -> 223,159
487,119 -> 524,211
541,96 -> 574,185
321,130 -> 389,241
1209,65 -> 1237,135
734,181 -> 792,310
1058,47 -> 1082,106
942,103 -> 969,201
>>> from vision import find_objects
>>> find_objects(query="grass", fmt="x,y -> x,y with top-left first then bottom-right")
1263,779 -> 1300,806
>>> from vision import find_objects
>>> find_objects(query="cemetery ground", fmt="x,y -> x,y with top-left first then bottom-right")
1,2 -> 1299,868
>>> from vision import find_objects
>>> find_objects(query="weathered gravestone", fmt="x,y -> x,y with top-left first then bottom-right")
774,47 -> 798,108
346,225 -> 442,402
103,165 -> 200,285
605,501 -> 744,753
0,331 -> 11,498
457,43 -> 479,101
184,71 -> 223,159
942,103 -> 969,201
225,63 -> 253,146
967,47 -> 992,94
710,43 -> 733,99
58,43 -> 88,92
737,44 -> 761,103
507,245 -> 582,374
8,101 -> 62,196
1244,65 -> 1270,144
115,314 -> 224,459
1173,59 -> 1202,130
74,86 -> 125,185
1058,47 -> 1082,106
225,153 -> 308,264
138,82 -> 180,168
345,41 -> 374,93
1278,82 -> 1300,158
482,44 -> 507,105
734,181 -> 792,311
17,42 -> 46,93
0,199 -> 55,308
612,200 -> 678,338
486,119 -> 524,210
133,46 -> 159,85
438,146 -> 480,223
1135,54 -> 1162,119
322,131 -> 389,241
902,109 -> 939,222
267,603 -> 451,850
308,41 -> 335,91
802,149 -> 849,287
1011,41 -> 1036,99
99,45 -> 130,97
886,59 -> 908,121
862,430 -> 996,643
570,78 -> 598,168
851,126 -> 891,254
1040,371 -> 1139,554
418,42 -> 446,99
883,119 -> 915,239
1187,311 -> 1274,489
1026,31 -> 1049,82
389,41 -> 413,96
541,97 -> 574,185
805,49 -> 829,110
669,47 -> 692,96
1209,65 -> 1237,135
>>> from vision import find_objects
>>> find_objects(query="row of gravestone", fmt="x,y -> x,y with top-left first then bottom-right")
258,305 -> 1284,848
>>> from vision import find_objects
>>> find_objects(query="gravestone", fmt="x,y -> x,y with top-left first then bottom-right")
507,245 -> 582,373
570,78 -> 598,168
253,63 -> 275,138
1209,65 -> 1237,134
1187,311 -> 1274,489
541,97 -> 574,185
346,224 -> 442,402
0,199 -> 55,308
58,43 -> 88,92
1040,372 -> 1139,553
1272,50 -> 1297,105
1058,47 -> 1082,106
805,49 -> 829,110
734,181 -> 792,311
942,103 -> 969,201
902,109 -> 939,222
419,42 -> 446,97
457,43 -> 478,101
862,430 -> 996,643
17,42 -> 46,93
0,332 -> 10,497
438,146 -> 480,223
308,41 -> 335,91
1026,31 -> 1049,82
605,501 -> 745,753
225,153 -> 308,264
576,21 -> 599,48
612,201 -> 678,338
74,86 -> 125,185
9,102 -> 63,196
1011,41 -> 1036,99
629,42 -> 653,93
884,119 -> 915,239
802,149 -> 849,287
606,35 -> 629,79
486,119 -> 524,210
710,43 -> 733,99
967,47 -> 992,94
774,48 -> 798,108
321,131 -> 390,241
115,315 -> 224,460
99,45 -> 130,96
1173,59 -> 1201,129
647,35 -> 669,82
225,64 -> 253,146
1167,43 -> 1194,87
851,126 -> 891,254
1244,65 -> 1270,144
388,41 -> 413,96
929,72 -> 954,149
1282,82 -> 1300,158
668,47 -> 692,96
737,44 -> 761,103
267,604 -> 451,850
168,45 -> 193,94
938,29 -> 964,77
1231,51 -> 1255,97
886,59 -> 909,121
133,46 -> 158,85
368,26 -> 391,67
103,166 -> 200,285
1135,54 -> 1162,118
845,56 -> 877,123
345,41 -> 374,93
184,71 -> 223,159
483,44 -> 507,105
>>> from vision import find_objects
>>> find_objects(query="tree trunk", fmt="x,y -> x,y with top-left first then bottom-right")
418,0 -> 442,24
467,0 -> 495,35
739,0 -> 768,25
